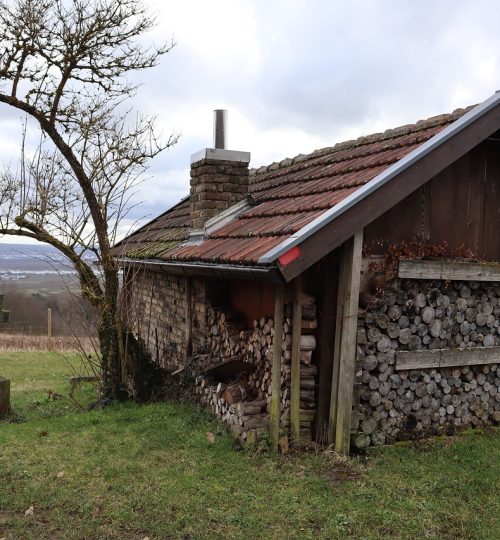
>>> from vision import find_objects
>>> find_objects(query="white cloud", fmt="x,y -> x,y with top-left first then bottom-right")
2,0 -> 500,245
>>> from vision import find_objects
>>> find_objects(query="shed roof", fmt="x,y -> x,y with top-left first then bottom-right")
114,93 -> 500,277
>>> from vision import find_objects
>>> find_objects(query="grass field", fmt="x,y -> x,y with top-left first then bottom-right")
0,352 -> 499,539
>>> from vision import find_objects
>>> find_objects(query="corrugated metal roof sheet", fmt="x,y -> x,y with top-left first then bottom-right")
114,106 -> 474,265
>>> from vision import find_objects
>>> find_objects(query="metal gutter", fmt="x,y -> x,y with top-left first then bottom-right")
116,257 -> 283,283
258,91 -> 500,265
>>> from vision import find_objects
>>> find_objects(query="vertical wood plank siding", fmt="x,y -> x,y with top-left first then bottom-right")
365,140 -> 500,258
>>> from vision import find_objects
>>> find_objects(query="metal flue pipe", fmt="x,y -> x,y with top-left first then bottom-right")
213,109 -> 228,149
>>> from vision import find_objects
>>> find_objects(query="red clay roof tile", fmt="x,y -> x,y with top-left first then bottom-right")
114,106 -> 474,265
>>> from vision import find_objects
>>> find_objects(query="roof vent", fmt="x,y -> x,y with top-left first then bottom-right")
213,109 -> 227,149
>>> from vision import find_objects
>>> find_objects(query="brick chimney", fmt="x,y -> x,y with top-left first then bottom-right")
189,110 -> 250,231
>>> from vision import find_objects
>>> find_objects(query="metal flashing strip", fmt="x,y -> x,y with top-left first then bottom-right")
258,92 -> 500,265
184,198 -> 252,245
190,148 -> 251,164
204,198 -> 252,234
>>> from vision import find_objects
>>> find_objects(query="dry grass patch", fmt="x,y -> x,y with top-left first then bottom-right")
0,333 -> 95,353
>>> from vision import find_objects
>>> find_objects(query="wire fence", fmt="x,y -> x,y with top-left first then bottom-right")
0,323 -> 94,336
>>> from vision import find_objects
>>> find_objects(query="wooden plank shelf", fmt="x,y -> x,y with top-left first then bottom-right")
398,259 -> 500,281
396,346 -> 500,371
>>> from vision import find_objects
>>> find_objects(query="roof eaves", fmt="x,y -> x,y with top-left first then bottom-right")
116,257 -> 284,283
258,92 -> 500,265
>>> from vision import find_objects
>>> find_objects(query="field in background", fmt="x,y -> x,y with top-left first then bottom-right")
0,334 -> 95,352
0,352 -> 499,539
1,273 -> 97,340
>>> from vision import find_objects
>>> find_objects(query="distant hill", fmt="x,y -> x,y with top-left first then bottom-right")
0,243 -> 95,275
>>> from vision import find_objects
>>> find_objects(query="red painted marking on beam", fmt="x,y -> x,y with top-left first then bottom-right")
278,246 -> 301,267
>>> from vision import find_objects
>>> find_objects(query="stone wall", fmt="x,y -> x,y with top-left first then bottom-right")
353,278 -> 500,448
124,269 -> 207,370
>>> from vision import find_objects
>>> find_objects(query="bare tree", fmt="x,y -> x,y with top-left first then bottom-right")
0,0 -> 177,400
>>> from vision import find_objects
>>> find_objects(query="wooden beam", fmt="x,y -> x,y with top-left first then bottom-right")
290,275 -> 302,444
270,283 -> 284,451
315,253 -> 338,444
47,308 -> 52,352
328,231 -> 363,454
396,347 -> 500,370
398,259 -> 500,281
276,102 -> 500,282
185,277 -> 193,357
327,246 -> 349,445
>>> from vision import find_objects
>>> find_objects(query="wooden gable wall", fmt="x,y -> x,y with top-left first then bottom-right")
364,138 -> 500,258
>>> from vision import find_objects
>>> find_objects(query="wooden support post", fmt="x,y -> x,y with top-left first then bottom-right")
328,247 -> 348,445
290,275 -> 302,444
0,377 -> 10,415
270,282 -> 284,451
328,231 -> 363,454
47,308 -> 52,352
185,277 -> 193,357
316,254 -> 338,444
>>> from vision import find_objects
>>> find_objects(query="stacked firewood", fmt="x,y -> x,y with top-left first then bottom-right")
354,278 -> 500,448
206,308 -> 249,358
195,308 -> 272,444
195,376 -> 268,443
193,295 -> 318,444
279,294 -> 318,441
247,316 -> 275,400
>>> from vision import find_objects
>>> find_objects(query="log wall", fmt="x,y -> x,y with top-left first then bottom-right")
353,276 -> 500,448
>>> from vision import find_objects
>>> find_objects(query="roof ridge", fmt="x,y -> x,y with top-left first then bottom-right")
249,105 -> 475,178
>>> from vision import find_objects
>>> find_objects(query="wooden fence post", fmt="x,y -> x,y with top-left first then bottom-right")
185,277 -> 193,357
0,377 -> 10,415
328,231 -> 363,454
0,293 -> 10,323
270,282 -> 284,451
47,308 -> 52,352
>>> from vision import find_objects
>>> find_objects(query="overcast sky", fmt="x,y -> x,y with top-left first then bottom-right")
1,0 -> 500,244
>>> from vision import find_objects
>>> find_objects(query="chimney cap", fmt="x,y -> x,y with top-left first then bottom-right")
190,148 -> 250,165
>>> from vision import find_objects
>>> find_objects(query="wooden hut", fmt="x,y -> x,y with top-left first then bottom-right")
113,93 -> 500,453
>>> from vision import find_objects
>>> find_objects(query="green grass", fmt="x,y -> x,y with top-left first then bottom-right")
0,351 -> 96,420
0,352 -> 499,539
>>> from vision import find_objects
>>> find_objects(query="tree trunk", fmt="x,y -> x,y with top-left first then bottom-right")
98,309 -> 127,402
